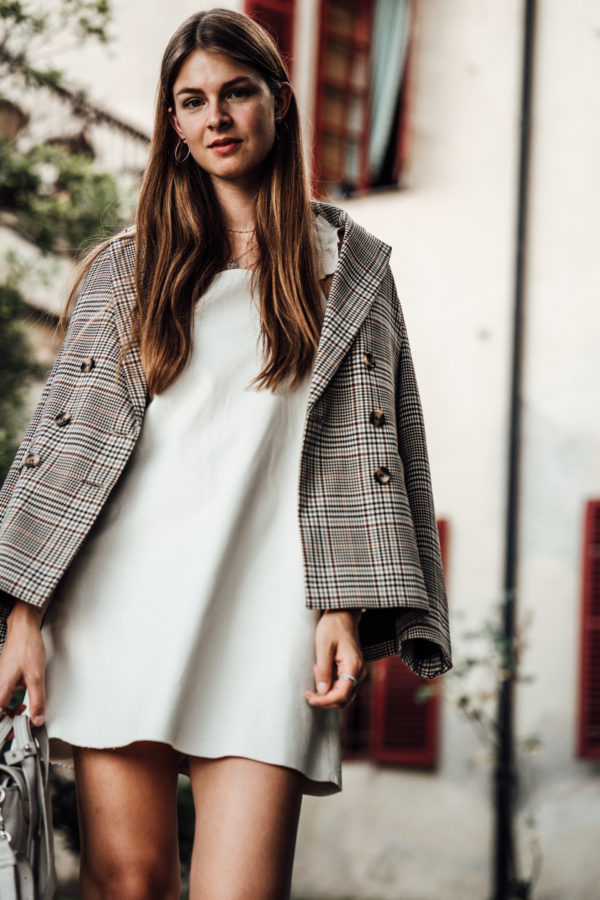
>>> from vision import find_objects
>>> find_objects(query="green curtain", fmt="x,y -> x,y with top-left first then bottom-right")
368,0 -> 412,181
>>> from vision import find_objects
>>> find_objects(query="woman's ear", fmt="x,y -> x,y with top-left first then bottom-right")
167,106 -> 185,141
275,82 -> 293,120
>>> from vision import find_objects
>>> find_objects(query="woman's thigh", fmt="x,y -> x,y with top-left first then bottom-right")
188,755 -> 304,900
73,740 -> 182,900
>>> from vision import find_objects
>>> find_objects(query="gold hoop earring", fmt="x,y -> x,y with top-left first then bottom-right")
174,140 -> 191,164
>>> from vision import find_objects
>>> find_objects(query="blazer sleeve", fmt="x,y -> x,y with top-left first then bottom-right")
0,242 -> 116,646
392,274 -> 452,678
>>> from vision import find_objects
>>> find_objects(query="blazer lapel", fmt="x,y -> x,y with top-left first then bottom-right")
307,201 -> 392,413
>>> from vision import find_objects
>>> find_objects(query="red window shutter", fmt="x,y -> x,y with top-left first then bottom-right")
370,656 -> 439,767
578,500 -> 600,758
244,1 -> 296,71
313,0 -> 374,196
341,517 -> 449,767
340,668 -> 373,759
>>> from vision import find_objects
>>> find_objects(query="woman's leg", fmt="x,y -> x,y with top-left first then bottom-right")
73,740 -> 182,900
188,756 -> 304,900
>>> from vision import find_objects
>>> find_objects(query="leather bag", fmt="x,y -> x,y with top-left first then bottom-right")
0,712 -> 56,899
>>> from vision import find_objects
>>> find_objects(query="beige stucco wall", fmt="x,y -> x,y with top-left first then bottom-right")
295,1 -> 521,896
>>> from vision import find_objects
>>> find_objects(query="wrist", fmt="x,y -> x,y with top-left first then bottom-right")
320,608 -> 364,623
7,600 -> 44,630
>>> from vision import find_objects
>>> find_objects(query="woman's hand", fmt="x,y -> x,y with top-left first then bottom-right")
0,600 -> 46,726
304,610 -> 367,710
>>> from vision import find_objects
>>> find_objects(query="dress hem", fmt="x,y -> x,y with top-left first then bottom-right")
47,733 -> 342,798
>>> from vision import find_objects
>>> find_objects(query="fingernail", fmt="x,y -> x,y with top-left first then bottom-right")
32,715 -> 44,727
317,682 -> 328,694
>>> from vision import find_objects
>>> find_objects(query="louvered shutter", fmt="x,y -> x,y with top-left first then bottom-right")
370,656 -> 439,766
340,518 -> 448,766
340,669 -> 373,759
244,1 -> 296,70
368,517 -> 448,766
313,0 -> 374,194
578,500 -> 600,758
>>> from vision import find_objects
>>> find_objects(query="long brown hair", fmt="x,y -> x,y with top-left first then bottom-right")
64,8 -> 325,397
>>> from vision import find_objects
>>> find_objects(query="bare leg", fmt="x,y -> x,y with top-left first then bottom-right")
188,756 -> 303,900
73,741 -> 182,900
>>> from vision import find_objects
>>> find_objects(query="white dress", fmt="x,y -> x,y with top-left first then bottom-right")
38,213 -> 343,797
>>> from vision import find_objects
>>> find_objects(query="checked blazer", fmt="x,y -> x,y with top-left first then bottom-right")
0,200 -> 451,678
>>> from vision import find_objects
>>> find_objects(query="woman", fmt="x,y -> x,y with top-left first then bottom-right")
0,8 -> 451,899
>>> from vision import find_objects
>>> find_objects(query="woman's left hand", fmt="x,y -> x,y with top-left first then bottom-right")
304,610 -> 367,709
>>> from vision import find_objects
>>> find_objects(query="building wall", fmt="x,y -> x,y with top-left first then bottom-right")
514,2 -> 600,897
293,3 -> 600,899
294,1 -> 520,896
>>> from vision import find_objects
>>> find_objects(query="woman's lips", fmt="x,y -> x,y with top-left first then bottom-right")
210,140 -> 242,155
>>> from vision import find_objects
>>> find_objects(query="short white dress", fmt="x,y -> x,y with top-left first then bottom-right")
38,213 -> 343,797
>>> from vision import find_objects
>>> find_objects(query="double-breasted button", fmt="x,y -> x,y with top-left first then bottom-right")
370,409 -> 385,428
373,466 -> 391,485
362,352 -> 376,369
22,452 -> 41,468
54,411 -> 71,427
80,356 -> 95,373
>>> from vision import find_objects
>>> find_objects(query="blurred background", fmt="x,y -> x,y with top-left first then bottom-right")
1,1 -> 599,898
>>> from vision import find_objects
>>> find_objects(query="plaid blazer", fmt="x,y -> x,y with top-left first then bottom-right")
0,200 -> 451,678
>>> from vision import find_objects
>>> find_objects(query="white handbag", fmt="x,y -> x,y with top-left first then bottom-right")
0,712 -> 56,900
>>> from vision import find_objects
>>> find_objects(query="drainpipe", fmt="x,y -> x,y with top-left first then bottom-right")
493,1 -> 536,898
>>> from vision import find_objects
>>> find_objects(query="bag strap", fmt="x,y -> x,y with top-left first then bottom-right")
7,716 -> 40,859
0,715 -> 16,748
32,724 -> 55,900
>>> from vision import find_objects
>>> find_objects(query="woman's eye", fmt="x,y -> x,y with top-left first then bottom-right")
181,87 -> 249,110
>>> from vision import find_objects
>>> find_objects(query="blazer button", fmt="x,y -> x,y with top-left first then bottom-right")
22,452 -> 41,468
80,356 -> 96,373
362,352 -> 376,369
370,409 -> 385,428
374,466 -> 391,485
54,411 -> 71,427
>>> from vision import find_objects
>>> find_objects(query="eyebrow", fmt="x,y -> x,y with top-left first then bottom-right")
176,76 -> 253,97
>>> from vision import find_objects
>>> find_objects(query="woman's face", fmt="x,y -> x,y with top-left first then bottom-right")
168,49 -> 292,191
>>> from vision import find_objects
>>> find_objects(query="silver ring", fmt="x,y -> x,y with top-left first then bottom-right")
339,673 -> 358,688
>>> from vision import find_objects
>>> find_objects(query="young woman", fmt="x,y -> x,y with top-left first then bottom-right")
0,8 -> 451,899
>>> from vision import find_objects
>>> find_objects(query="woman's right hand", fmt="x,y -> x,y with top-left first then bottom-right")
0,600 -> 46,725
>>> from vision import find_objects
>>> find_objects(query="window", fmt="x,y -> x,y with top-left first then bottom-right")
340,518 -> 448,768
578,500 -> 600,759
314,0 -> 416,197
244,1 -> 296,73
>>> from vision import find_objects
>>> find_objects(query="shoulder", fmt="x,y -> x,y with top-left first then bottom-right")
85,226 -> 136,290
75,226 -> 135,291
107,225 -> 136,277
309,199 -> 392,268
69,226 -> 136,329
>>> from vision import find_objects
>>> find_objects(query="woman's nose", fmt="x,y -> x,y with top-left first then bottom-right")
207,99 -> 231,129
